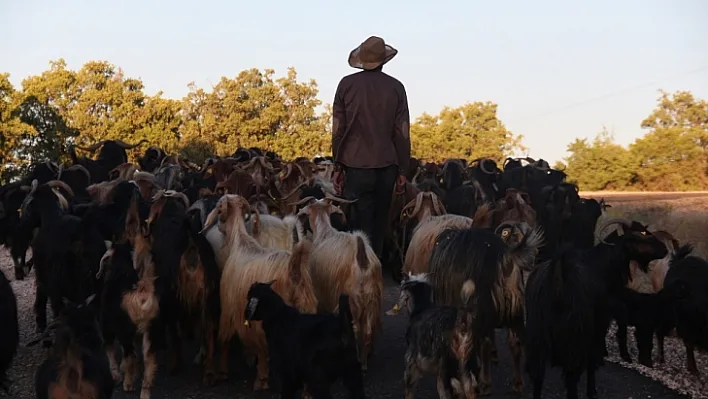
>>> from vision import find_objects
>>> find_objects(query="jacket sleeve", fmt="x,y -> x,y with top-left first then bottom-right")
332,80 -> 346,161
393,86 -> 411,175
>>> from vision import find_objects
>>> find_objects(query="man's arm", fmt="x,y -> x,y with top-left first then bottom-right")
331,81 -> 346,161
393,86 -> 411,175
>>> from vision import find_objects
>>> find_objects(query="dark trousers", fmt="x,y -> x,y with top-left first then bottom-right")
343,165 -> 398,260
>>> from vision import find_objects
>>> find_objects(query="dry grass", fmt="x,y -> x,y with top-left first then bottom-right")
597,197 -> 708,257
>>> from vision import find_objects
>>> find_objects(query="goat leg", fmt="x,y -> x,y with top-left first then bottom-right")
436,375 -> 453,399
489,333 -> 499,364
615,321 -> 632,363
216,340 -> 229,382
105,343 -> 121,382
140,334 -> 158,399
656,332 -> 666,364
201,321 -> 217,386
122,352 -> 137,392
403,360 -> 421,399
508,329 -> 524,393
586,364 -> 598,399
167,323 -> 183,375
34,284 -> 48,333
253,351 -> 270,391
563,369 -> 581,399
478,338 -> 493,396
686,341 -> 698,375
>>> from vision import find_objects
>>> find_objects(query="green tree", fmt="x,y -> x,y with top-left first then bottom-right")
410,102 -> 524,164
180,67 -> 330,158
563,128 -> 636,191
629,90 -> 708,190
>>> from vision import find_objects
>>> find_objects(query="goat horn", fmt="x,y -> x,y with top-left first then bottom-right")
75,140 -> 107,152
596,217 -> 633,244
431,192 -> 445,215
163,190 -> 190,208
479,159 -> 496,175
67,164 -> 92,183
324,193 -> 358,204
46,180 -> 75,197
282,181 -> 309,199
290,196 -> 316,206
114,139 -> 148,149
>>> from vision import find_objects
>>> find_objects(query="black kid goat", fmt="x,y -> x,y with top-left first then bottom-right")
525,248 -> 604,399
244,280 -> 365,399
390,272 -> 479,399
30,294 -> 113,399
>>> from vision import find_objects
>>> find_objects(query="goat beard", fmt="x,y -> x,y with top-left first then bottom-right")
121,278 -> 160,333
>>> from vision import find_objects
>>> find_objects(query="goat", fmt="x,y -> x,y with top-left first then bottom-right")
391,273 -> 479,399
244,281 -> 365,399
427,221 -> 543,395
0,270 -> 18,394
295,195 -> 382,371
525,247 -> 604,399
201,194 -> 317,390
30,294 -> 114,399
656,244 -> 708,375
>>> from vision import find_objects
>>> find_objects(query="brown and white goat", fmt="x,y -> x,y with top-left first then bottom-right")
402,193 -> 475,275
295,195 -> 383,371
202,194 -> 317,391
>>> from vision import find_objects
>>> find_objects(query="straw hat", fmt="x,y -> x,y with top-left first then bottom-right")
348,36 -> 398,70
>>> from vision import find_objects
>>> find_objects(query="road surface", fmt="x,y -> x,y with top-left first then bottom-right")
580,191 -> 708,203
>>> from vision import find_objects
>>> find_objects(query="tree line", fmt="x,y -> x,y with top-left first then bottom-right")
1,59 -> 706,190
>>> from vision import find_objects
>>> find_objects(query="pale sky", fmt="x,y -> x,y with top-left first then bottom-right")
1,0 -> 707,163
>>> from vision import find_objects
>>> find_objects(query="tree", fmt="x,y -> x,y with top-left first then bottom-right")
180,67 -> 330,158
410,102 -> 524,164
562,128 -> 637,191
629,90 -> 708,190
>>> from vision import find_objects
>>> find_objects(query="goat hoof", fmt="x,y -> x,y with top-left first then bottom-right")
202,371 -> 216,387
512,380 -> 523,393
140,387 -> 151,399
253,378 -> 269,391
123,381 -> 134,392
479,383 -> 492,396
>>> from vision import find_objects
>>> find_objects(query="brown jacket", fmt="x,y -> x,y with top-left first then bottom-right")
332,70 -> 410,174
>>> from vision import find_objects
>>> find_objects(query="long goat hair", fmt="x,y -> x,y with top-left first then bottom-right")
524,247 -> 603,399
427,220 -> 543,395
395,272 -> 479,399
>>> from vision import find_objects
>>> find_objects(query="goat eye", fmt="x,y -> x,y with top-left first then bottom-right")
641,231 -> 647,236
502,229 -> 510,237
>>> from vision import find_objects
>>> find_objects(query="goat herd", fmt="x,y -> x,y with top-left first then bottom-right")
0,140 -> 706,399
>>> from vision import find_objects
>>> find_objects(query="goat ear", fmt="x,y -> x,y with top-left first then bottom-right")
251,210 -> 261,235
265,279 -> 277,286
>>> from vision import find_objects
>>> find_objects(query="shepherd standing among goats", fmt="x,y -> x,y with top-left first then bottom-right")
332,35 -> 411,262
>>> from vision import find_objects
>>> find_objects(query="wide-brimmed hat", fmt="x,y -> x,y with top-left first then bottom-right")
348,36 -> 398,70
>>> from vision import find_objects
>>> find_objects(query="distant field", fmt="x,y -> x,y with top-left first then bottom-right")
586,192 -> 708,257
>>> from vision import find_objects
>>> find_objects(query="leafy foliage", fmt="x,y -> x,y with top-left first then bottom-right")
563,91 -> 708,191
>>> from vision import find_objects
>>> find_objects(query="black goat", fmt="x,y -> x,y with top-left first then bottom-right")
525,248 -> 604,399
0,270 -> 18,394
70,139 -> 146,183
589,218 -> 668,366
244,280 -> 365,399
30,294 -> 113,399
427,220 -> 543,395
0,182 -> 33,280
656,244 -> 708,375
392,272 -> 479,399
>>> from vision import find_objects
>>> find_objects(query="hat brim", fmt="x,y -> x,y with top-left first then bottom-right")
348,44 -> 398,70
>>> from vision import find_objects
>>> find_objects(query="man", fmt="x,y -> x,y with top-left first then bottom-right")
331,35 -> 411,261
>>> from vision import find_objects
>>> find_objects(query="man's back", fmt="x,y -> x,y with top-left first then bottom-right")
332,70 -> 409,171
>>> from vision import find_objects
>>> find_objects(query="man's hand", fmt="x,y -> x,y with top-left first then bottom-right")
395,174 -> 406,195
333,170 -> 345,195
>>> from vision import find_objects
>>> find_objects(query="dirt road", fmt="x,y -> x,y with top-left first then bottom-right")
580,191 -> 708,203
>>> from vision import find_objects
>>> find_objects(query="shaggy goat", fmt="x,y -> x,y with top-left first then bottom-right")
391,272 -> 479,399
202,194 -> 317,390
0,270 -> 18,393
525,248 -> 604,399
295,196 -> 382,372
656,244 -> 708,375
427,221 -> 543,395
244,281 -> 365,399
31,294 -> 113,399
402,210 -> 473,275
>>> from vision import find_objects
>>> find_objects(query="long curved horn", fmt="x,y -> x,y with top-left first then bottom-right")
401,192 -> 424,220
257,156 -> 274,171
114,139 -> 148,149
324,193 -> 358,204
163,190 -> 190,209
596,217 -> 633,243
289,196 -> 316,206
479,158 -> 496,175
46,180 -> 75,198
66,164 -> 92,183
76,140 -> 107,152
282,180 -> 309,199
430,192 -> 445,215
